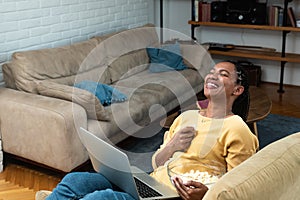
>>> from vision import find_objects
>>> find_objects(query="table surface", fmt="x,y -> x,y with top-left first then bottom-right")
247,86 -> 272,124
161,86 -> 272,128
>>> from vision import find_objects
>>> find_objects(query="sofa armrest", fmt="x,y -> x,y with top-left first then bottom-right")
36,80 -> 110,121
0,88 -> 88,172
203,132 -> 300,200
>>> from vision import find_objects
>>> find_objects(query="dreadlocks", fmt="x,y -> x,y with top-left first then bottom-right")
227,60 -> 250,122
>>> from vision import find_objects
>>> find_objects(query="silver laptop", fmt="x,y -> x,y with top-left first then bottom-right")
78,127 -> 179,200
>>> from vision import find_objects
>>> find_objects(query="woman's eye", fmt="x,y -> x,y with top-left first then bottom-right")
208,71 -> 229,77
220,73 -> 229,77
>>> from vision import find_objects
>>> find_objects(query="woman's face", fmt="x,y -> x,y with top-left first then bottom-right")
204,62 -> 239,100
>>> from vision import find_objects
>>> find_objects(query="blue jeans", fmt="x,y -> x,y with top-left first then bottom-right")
46,172 -> 135,200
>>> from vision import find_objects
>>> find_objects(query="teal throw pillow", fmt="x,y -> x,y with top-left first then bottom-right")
146,42 -> 188,73
74,81 -> 127,106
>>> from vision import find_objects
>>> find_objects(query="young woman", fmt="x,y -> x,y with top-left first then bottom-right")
37,61 -> 258,200
150,61 -> 258,200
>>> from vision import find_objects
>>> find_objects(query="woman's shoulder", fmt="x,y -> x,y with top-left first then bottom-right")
227,115 -> 245,122
180,109 -> 201,117
224,115 -> 251,131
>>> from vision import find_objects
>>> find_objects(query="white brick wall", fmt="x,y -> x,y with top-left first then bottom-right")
0,0 -> 154,86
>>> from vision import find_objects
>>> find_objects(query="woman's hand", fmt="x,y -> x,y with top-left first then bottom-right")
153,126 -> 196,168
172,176 -> 208,200
168,126 -> 196,152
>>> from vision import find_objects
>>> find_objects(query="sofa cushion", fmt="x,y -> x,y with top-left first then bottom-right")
92,24 -> 159,80
107,68 -> 203,129
74,80 -> 127,106
147,42 -> 188,73
108,49 -> 149,83
2,38 -> 99,93
203,132 -> 300,200
37,81 -> 110,121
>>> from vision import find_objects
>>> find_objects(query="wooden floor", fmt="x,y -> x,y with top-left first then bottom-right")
0,158 -> 63,200
0,82 -> 299,200
260,83 -> 300,118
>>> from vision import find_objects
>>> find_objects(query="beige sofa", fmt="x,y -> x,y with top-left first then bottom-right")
203,132 -> 300,200
0,24 -> 212,172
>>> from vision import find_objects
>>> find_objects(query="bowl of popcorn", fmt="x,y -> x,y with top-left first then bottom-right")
167,160 -> 225,188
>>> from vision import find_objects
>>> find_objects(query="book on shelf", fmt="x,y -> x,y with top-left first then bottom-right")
287,7 -> 296,27
278,7 -> 284,26
203,2 -> 211,22
194,0 -> 199,21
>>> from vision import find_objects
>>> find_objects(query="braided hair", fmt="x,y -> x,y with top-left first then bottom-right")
227,61 -> 250,122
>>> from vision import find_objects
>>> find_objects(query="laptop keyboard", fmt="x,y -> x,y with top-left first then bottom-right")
134,177 -> 163,198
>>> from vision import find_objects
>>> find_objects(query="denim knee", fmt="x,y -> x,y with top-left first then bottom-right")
83,188 -> 135,200
47,172 -> 114,200
61,172 -> 88,183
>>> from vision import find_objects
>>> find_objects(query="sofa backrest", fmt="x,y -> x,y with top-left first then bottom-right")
203,132 -> 300,200
2,24 -> 159,93
91,23 -> 159,84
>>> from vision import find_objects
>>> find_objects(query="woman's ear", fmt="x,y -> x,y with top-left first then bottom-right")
232,85 -> 244,96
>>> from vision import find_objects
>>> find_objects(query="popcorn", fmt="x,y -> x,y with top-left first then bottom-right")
178,170 -> 219,185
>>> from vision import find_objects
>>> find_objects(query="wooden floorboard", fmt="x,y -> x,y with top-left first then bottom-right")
0,160 -> 62,200
0,82 -> 299,200
0,179 -> 36,200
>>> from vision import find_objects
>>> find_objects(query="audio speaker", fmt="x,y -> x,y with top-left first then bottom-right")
211,1 -> 227,22
226,2 -> 267,25
249,3 -> 267,25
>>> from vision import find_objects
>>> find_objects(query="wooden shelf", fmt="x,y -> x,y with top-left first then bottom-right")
208,49 -> 300,63
188,21 -> 300,32
190,21 -> 300,63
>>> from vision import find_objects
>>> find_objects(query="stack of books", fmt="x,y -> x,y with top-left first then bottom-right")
268,5 -> 283,26
269,5 -> 297,27
193,0 -> 211,22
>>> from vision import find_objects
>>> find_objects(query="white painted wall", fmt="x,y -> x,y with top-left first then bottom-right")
162,0 -> 300,86
0,0 -> 156,86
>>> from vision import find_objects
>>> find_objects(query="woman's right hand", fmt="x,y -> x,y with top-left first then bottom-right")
168,126 -> 196,152
172,176 -> 208,200
153,126 -> 196,168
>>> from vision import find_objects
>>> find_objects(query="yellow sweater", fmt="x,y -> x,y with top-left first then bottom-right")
150,110 -> 259,190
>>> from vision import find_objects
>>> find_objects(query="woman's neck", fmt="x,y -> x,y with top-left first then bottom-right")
201,102 -> 233,119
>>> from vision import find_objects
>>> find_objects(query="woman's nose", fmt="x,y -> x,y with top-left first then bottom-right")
207,72 -> 218,80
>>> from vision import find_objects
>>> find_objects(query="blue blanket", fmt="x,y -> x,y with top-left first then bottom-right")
74,81 -> 127,106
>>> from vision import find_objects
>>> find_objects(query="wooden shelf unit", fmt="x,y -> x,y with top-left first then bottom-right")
189,0 -> 299,93
188,21 -> 300,32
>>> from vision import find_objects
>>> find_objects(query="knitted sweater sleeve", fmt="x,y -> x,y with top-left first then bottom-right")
220,116 -> 259,171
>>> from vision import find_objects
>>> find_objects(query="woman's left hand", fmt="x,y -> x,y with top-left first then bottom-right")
172,176 -> 208,200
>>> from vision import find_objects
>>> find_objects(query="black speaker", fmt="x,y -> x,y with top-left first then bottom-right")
211,1 -> 227,22
226,2 -> 267,25
249,3 -> 267,25
225,11 -> 253,24
227,0 -> 256,13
